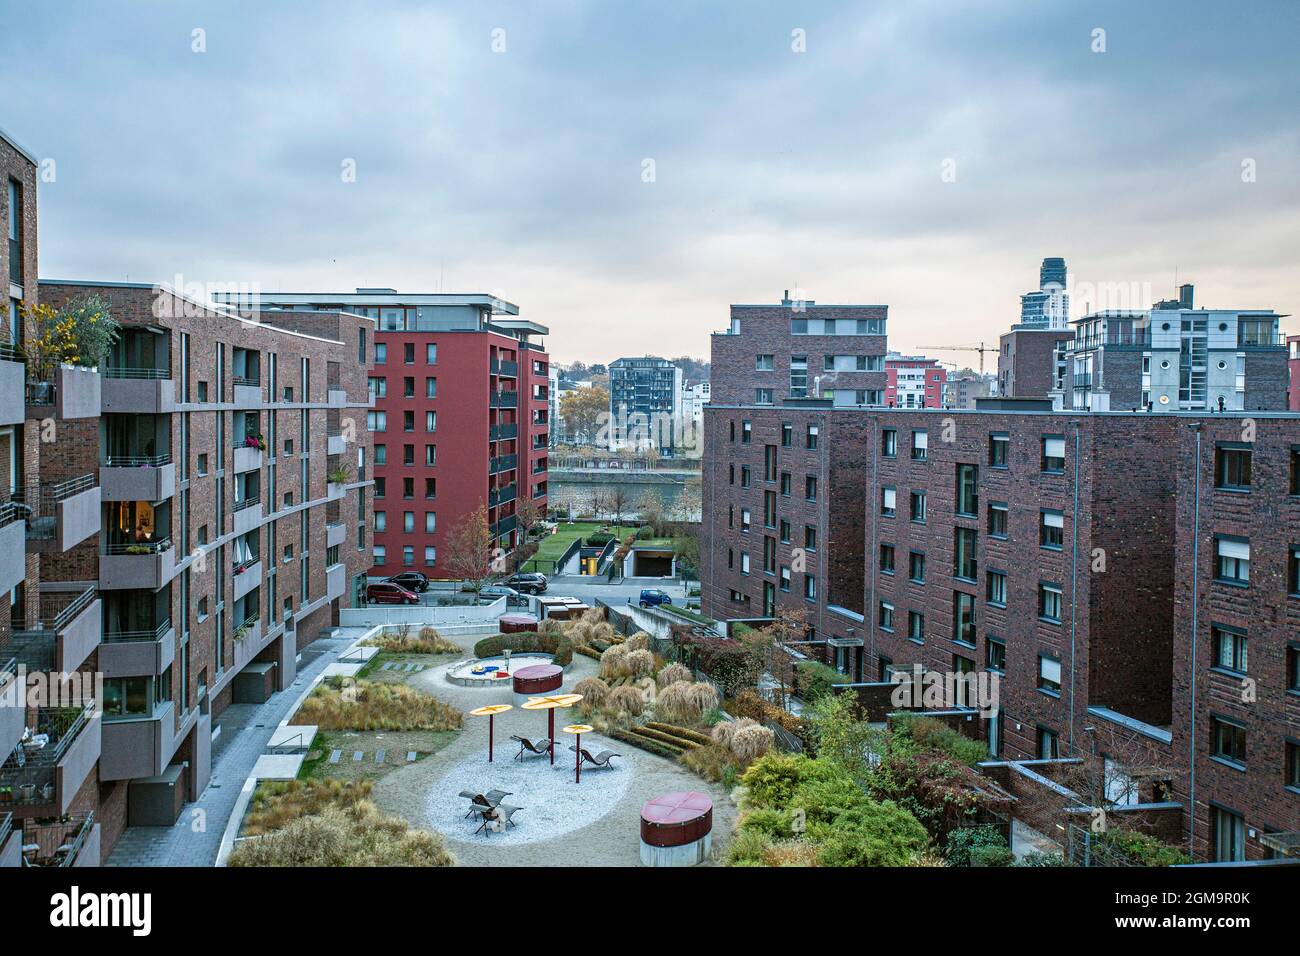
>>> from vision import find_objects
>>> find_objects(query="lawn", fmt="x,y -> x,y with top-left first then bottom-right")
520,522 -> 637,571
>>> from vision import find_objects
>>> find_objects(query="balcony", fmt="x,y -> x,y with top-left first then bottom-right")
100,537 -> 176,590
233,494 -> 262,536
326,520 -> 347,549
0,345 -> 24,426
328,386 -> 347,407
101,367 -> 175,414
493,513 -> 518,538
98,619 -> 175,679
327,480 -> 346,500
0,502 -> 25,593
490,422 -> 518,441
7,587 -> 101,675
488,484 -> 517,508
15,813 -> 99,866
234,442 -> 264,474
327,428 -> 346,456
233,559 -> 262,601
491,358 -> 519,377
490,391 -> 518,409
100,700 -> 176,781
230,617 -> 266,674
24,474 -> 101,552
25,365 -> 102,420
0,811 -> 18,867
100,455 -> 175,503
0,702 -> 102,817
0,660 -> 22,760
327,562 -> 346,601
233,376 -> 261,409
490,453 -> 518,475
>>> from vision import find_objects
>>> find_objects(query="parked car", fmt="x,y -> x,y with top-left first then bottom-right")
385,571 -> 429,592
367,582 -> 419,605
481,584 -> 527,607
639,588 -> 674,608
507,572 -> 548,595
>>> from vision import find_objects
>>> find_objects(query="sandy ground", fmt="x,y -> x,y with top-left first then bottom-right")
370,630 -> 737,866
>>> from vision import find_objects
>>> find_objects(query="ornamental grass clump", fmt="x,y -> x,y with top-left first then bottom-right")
230,800 -> 453,867
599,643 -> 629,679
606,685 -> 645,717
363,626 -> 459,655
573,676 -> 610,714
290,679 -> 462,732
656,662 -> 692,689
654,680 -> 719,724
624,648 -> 654,679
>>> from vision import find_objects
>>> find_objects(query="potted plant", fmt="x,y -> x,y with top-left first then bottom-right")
326,466 -> 351,485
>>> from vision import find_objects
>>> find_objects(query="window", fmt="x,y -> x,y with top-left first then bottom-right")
764,491 -> 776,528
403,444 -> 415,466
1213,625 -> 1247,674
1038,655 -> 1061,693
986,637 -> 1006,672
880,544 -> 896,575
1037,727 -> 1059,759
805,476 -> 817,501
403,511 -> 415,533
881,486 -> 896,517
403,343 -> 415,364
1215,446 -> 1252,490
911,430 -> 928,461
425,478 -> 436,498
425,546 -> 437,565
881,429 -> 897,458
742,421 -> 752,444
740,466 -> 751,488
1289,645 -> 1300,693
426,411 -> 436,432
781,423 -> 792,447
368,410 -> 387,432
424,512 -> 436,533
374,511 -> 387,532
790,355 -> 807,397
1292,546 -> 1300,595
403,410 -> 415,431
908,611 -> 924,642
956,464 -> 978,516
987,570 -> 1007,607
403,376 -> 415,398
909,551 -> 926,583
804,526 -> 817,551
780,472 -> 791,496
197,453 -> 208,476
779,520 -> 791,543
1039,583 -> 1062,622
374,477 -> 386,498
426,377 -> 437,399
1041,435 -> 1065,472
1215,537 -> 1250,585
878,601 -> 894,631
804,575 -> 817,600
780,566 -> 791,591
1040,510 -> 1064,549
988,502 -> 1008,538
953,592 -> 976,645
806,424 -> 818,449
1211,716 -> 1247,765
374,445 -> 387,466
755,388 -> 774,404
764,445 -> 778,482
374,343 -> 387,364
1287,741 -> 1300,792
755,354 -> 775,371
910,491 -> 927,522
954,527 -> 978,580
989,433 -> 1009,467
403,546 -> 415,565
741,509 -> 751,533
1292,448 -> 1300,495
426,343 -> 437,364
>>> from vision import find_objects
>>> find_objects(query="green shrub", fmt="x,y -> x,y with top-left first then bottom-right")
810,800 -> 930,867
970,845 -> 1015,867
1016,851 -> 1067,867
741,752 -> 819,808
738,807 -> 796,841
473,630 -> 573,666
1095,828 -> 1191,867
795,659 -> 852,701
725,826 -> 772,866
945,825 -> 1009,867
890,714 -> 989,766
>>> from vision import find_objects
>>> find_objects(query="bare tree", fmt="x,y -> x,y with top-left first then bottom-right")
443,502 -> 494,592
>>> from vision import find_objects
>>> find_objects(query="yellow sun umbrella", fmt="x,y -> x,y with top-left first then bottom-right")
563,723 -> 595,783
468,704 -> 513,762
521,694 -> 583,764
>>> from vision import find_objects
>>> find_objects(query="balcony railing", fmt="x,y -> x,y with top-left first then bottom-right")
102,453 -> 172,467
489,423 -> 518,441
232,375 -> 259,387
20,813 -> 95,867
23,474 -> 97,541
490,454 -> 518,474
491,359 -> 519,377
8,587 -> 99,669
0,702 -> 96,807
233,494 -> 261,513
0,811 -> 10,851
102,366 -> 170,379
489,392 -> 519,408
488,484 -> 517,507
104,618 -> 172,643
105,535 -> 172,555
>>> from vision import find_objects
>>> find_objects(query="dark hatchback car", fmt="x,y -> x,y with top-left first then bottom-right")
507,572 -> 548,595
639,588 -> 673,608
367,582 -> 419,605
385,571 -> 430,592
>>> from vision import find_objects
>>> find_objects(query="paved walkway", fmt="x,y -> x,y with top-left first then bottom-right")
106,629 -> 367,867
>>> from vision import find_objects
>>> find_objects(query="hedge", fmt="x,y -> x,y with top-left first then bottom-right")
473,631 -> 573,666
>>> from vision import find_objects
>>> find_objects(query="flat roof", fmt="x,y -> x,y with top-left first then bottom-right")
706,402 -> 1300,420
226,291 -> 520,315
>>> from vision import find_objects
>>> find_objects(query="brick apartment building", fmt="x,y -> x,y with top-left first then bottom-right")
1288,333 -> 1299,411
701,293 -> 1300,862
0,125 -> 376,864
885,353 -> 945,408
232,291 -> 550,576
998,327 -> 1074,399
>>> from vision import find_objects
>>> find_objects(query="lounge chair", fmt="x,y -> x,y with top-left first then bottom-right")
476,804 -> 523,836
568,746 -> 622,770
460,792 -> 493,819
511,735 -> 554,761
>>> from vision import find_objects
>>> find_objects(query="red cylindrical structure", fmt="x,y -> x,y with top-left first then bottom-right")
500,613 -> 539,634
513,663 -> 562,695
640,792 -> 713,848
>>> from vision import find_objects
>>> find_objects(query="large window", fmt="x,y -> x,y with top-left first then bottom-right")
1039,583 -> 1062,622
1041,434 -> 1065,473
1040,510 -> 1064,549
954,527 -> 978,580
1214,446 -> 1252,491
1213,625 -> 1247,674
881,429 -> 897,458
989,432 -> 1009,468
1211,716 -> 1247,765
911,430 -> 928,461
987,570 -> 1007,607
881,486 -> 896,518
1038,655 -> 1061,694
955,464 -> 978,515
1214,537 -> 1250,585
953,592 -> 976,645
1211,806 -> 1245,862
988,502 -> 1008,538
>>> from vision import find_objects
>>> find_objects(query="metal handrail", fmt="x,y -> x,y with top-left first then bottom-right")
104,618 -> 172,643
105,536 -> 172,555
232,555 -> 260,575
102,454 -> 172,467
232,375 -> 259,387
22,813 -> 95,867
233,494 -> 261,513
102,367 -> 169,379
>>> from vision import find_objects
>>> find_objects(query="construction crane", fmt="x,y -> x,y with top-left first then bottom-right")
915,342 -> 997,375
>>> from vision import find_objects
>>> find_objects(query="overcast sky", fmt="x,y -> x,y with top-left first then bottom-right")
5,0 -> 1298,365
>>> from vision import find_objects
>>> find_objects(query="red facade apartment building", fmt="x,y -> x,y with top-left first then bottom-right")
885,353 -> 945,408
237,291 -> 549,575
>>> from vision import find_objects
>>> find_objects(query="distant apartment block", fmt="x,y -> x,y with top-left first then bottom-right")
998,327 -> 1074,399
1288,334 -> 1300,411
1064,285 -> 1287,411
607,356 -> 683,453
225,290 -> 550,571
942,370 -> 996,409
885,354 -> 944,408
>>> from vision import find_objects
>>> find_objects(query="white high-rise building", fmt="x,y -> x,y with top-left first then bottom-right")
1019,256 -> 1071,330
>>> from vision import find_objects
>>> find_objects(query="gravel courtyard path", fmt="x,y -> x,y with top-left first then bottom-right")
370,631 -> 737,866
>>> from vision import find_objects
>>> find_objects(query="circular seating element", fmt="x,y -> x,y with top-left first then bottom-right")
500,614 -> 539,634
639,791 -> 713,866
512,663 -> 563,696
